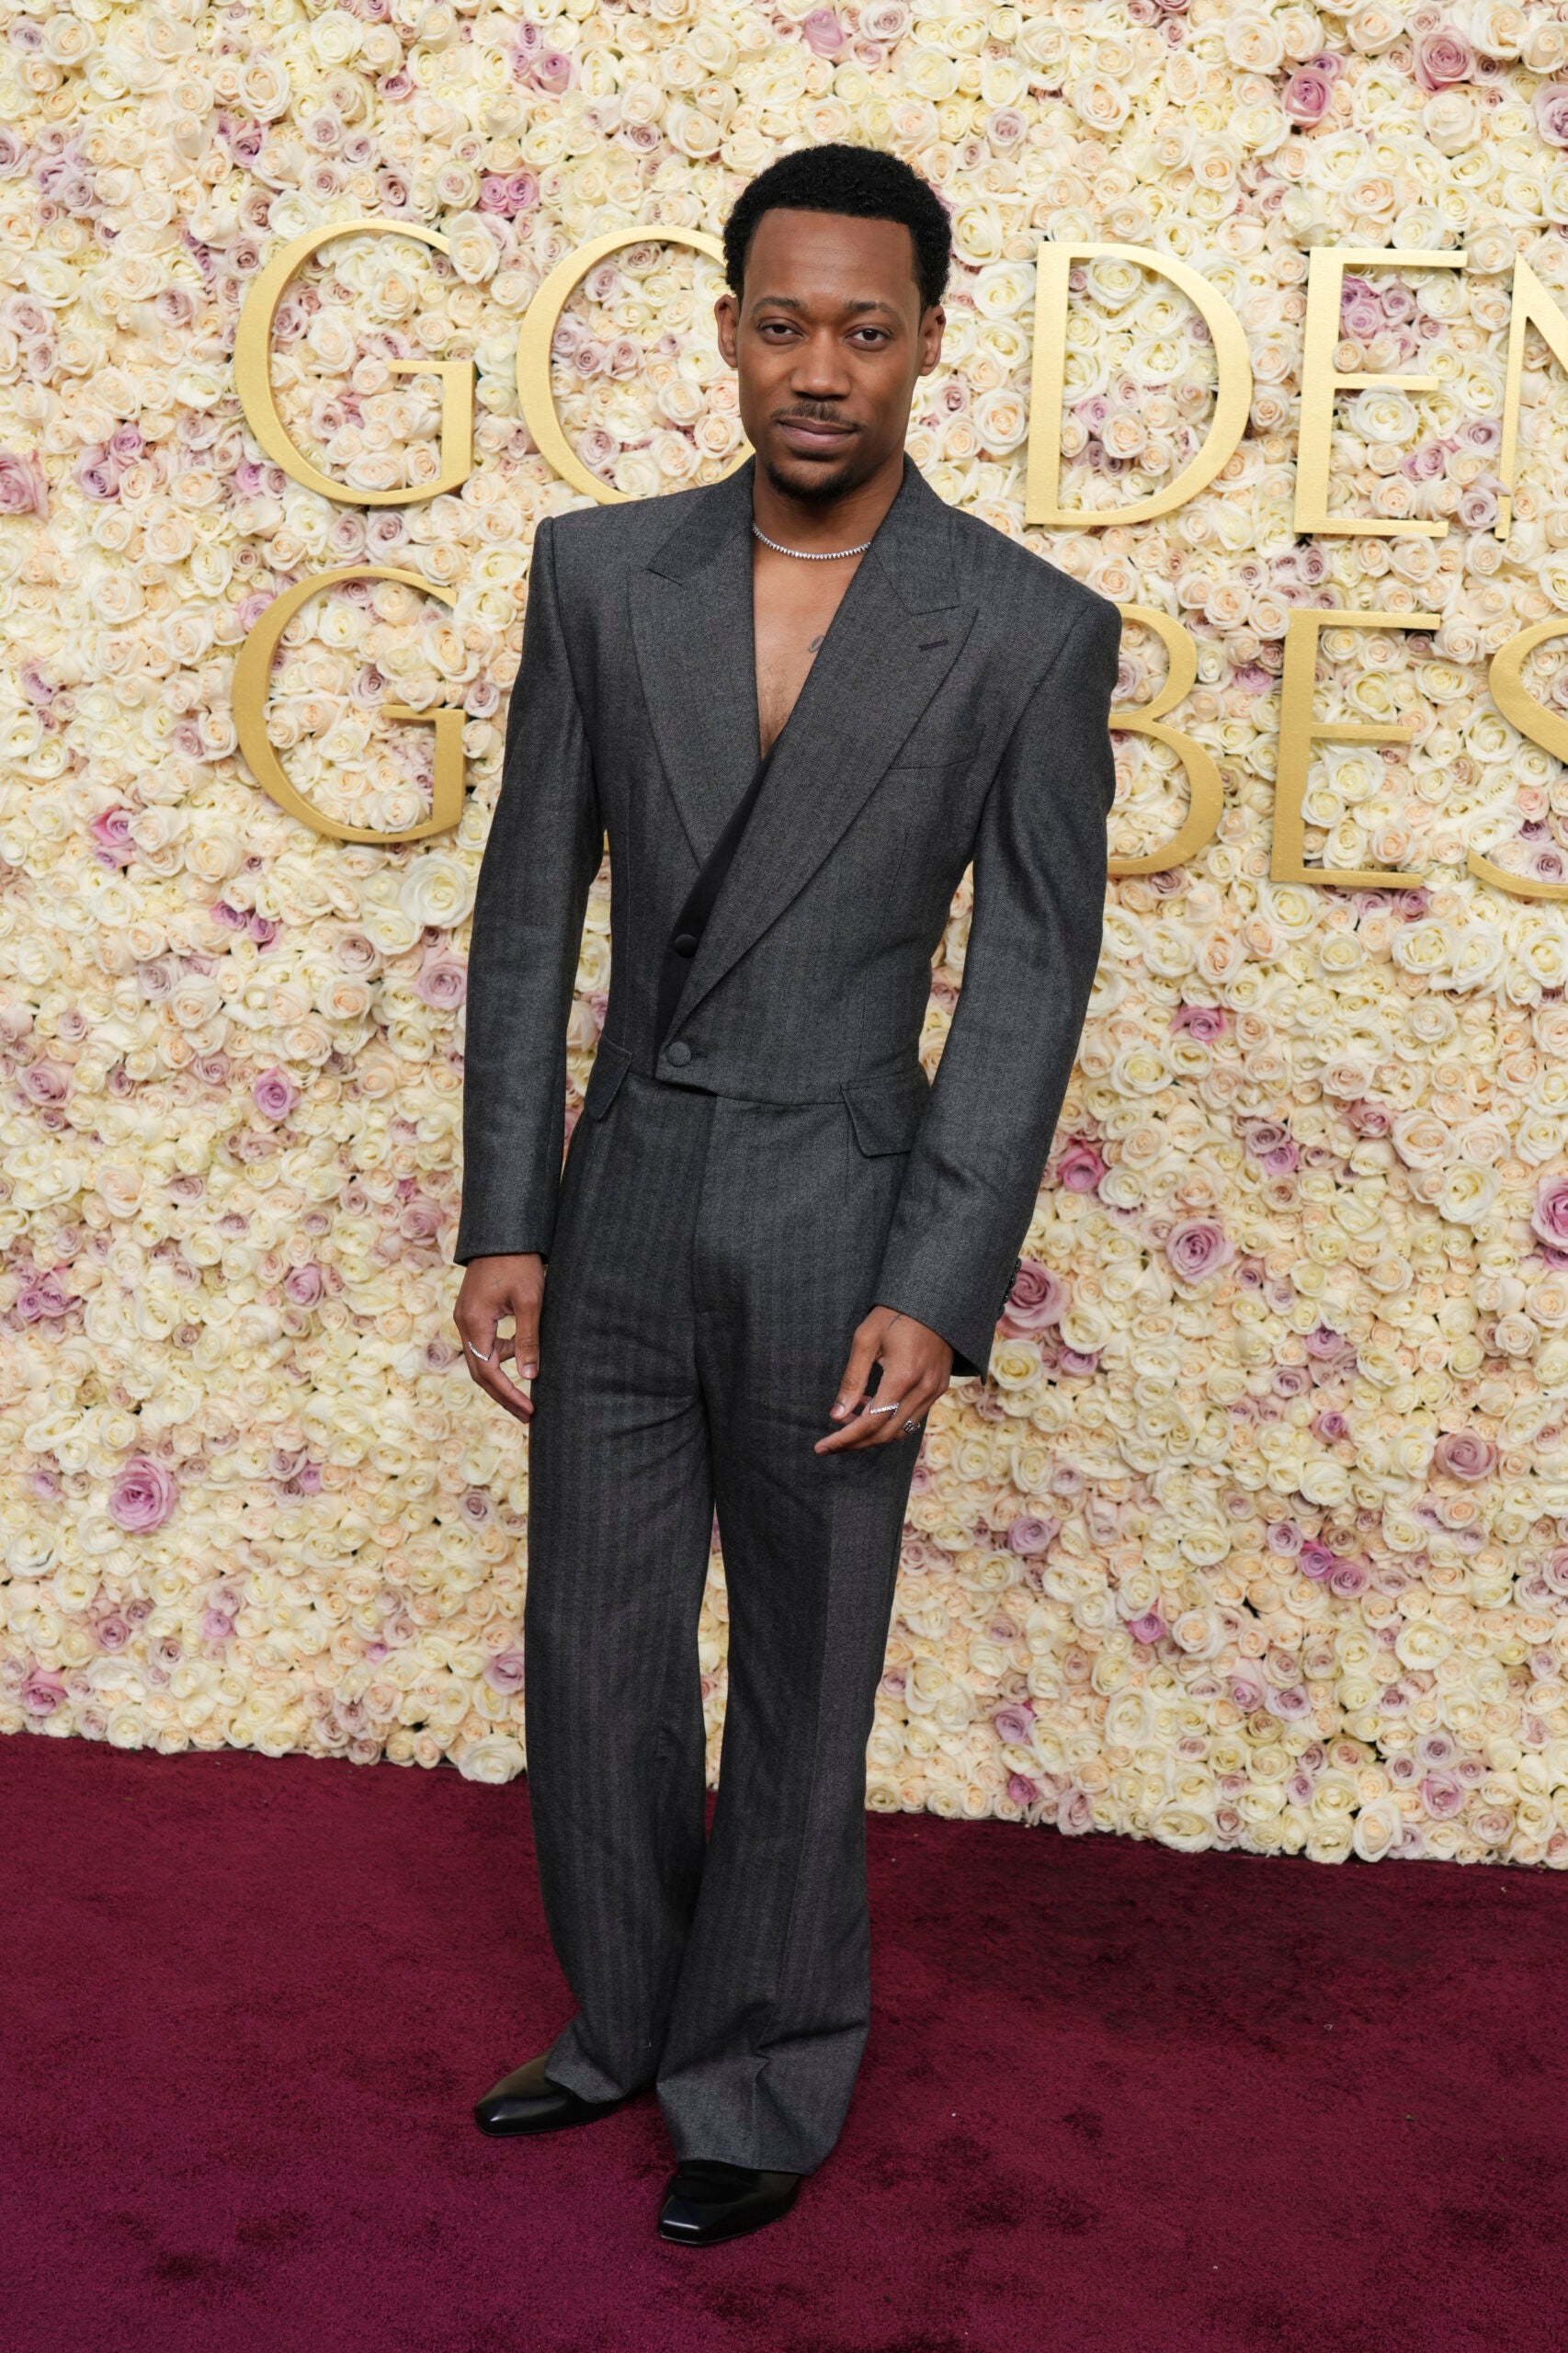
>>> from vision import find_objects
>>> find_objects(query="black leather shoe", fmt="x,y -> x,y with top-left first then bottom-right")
657,2160 -> 801,2246
472,2052 -> 628,2138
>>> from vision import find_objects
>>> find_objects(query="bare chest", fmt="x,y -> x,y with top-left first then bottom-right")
753,552 -> 861,756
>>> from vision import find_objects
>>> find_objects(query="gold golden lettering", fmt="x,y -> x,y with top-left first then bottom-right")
1272,609 -> 1439,887
1108,608 -> 1222,876
517,225 -> 750,505
233,567 -> 466,844
234,222 -> 473,506
1495,256 -> 1568,542
1471,620 -> 1568,901
1294,248 -> 1465,538
1025,244 -> 1252,529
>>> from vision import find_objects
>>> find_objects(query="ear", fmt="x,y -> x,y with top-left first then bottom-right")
715,289 -> 740,369
917,303 -> 946,375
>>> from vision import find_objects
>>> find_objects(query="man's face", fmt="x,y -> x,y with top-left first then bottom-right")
715,208 -> 945,504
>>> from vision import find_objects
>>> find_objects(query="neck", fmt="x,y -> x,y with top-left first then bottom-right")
750,446 -> 907,555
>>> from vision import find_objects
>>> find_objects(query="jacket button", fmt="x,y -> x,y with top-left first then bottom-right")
666,1040 -> 692,1066
673,932 -> 698,958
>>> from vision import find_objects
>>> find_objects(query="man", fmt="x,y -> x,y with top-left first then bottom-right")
454,144 -> 1119,2245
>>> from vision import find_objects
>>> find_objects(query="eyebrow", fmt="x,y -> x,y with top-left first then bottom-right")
747,294 -> 904,320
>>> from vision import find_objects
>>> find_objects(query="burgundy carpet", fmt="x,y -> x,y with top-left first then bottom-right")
2,1734 -> 1563,2353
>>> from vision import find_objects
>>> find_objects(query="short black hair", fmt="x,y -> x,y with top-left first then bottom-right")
722,144 -> 951,314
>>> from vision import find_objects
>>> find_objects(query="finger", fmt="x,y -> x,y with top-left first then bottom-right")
512,1288 -> 541,1382
814,1393 -> 904,1455
458,1304 -> 533,1419
827,1320 -> 885,1427
456,1298 -> 498,1383
472,1354 -> 534,1420
857,1367 -> 942,1449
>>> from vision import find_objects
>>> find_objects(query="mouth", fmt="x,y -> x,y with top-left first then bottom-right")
772,413 -> 860,458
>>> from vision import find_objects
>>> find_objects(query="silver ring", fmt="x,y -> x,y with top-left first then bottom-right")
903,1419 -> 920,1436
865,1403 -> 899,1418
466,1342 -> 494,1363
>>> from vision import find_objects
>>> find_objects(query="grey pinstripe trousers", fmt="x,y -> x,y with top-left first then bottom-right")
524,1069 -> 921,2175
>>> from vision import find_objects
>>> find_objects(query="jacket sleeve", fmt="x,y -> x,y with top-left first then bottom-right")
455,516 -> 601,1264
870,593 -> 1119,1379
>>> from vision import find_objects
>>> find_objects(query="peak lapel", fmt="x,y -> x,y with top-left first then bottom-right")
668,463 -> 973,1038
629,464 -> 760,862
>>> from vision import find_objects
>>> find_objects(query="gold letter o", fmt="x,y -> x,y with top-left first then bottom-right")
516,225 -> 749,505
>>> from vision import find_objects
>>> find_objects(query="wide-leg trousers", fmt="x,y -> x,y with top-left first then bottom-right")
523,1069 -> 921,2175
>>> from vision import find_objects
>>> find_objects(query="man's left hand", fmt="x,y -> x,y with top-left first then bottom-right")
815,1305 -> 953,1453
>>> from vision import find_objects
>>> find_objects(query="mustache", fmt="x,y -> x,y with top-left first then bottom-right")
769,404 -> 861,431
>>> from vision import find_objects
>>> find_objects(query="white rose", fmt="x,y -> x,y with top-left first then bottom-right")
399,852 -> 475,931
458,1734 -> 526,1784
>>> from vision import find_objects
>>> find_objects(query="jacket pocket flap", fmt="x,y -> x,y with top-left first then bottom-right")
842,1071 -> 929,1156
583,1040 -> 632,1120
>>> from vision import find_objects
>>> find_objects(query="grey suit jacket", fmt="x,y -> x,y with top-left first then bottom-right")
456,457 -> 1119,1379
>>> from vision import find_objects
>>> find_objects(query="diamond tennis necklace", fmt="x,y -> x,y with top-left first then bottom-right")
752,523 -> 872,561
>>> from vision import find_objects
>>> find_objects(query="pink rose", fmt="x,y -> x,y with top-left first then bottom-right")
1300,1541 -> 1335,1581
1282,66 -> 1335,125
1165,1219 -> 1233,1283
74,446 -> 121,501
89,806 -> 135,867
484,1650 -> 527,1696
21,1670 -> 65,1717
18,1062 -> 69,1106
1172,1004 -> 1226,1042
253,1067 -> 298,1122
1339,277 -> 1384,341
1537,83 -> 1568,148
1532,1176 -> 1568,1249
1413,29 -> 1472,91
1129,1612 -> 1166,1647
1007,1514 -> 1058,1555
530,47 -> 574,93
283,1265 -> 324,1308
108,1456 -> 176,1533
1057,1138 -> 1106,1193
993,1702 -> 1035,1745
1421,1773 -> 1464,1821
414,952 -> 467,1010
0,449 -> 47,515
801,7 -> 845,52
1006,1773 -> 1038,1807
1435,1431 -> 1496,1483
998,1259 -> 1067,1336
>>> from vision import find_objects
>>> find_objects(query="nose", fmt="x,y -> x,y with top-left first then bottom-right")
790,327 -> 854,401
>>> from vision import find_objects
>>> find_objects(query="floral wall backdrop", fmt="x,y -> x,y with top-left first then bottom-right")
9,0 -> 1568,1868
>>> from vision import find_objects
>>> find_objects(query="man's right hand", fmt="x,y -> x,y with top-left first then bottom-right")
454,1253 -> 546,1423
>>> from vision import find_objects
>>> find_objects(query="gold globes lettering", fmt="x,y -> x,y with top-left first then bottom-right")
233,227 -> 1568,882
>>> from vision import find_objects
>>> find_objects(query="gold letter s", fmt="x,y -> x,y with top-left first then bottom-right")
1471,620 -> 1568,902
